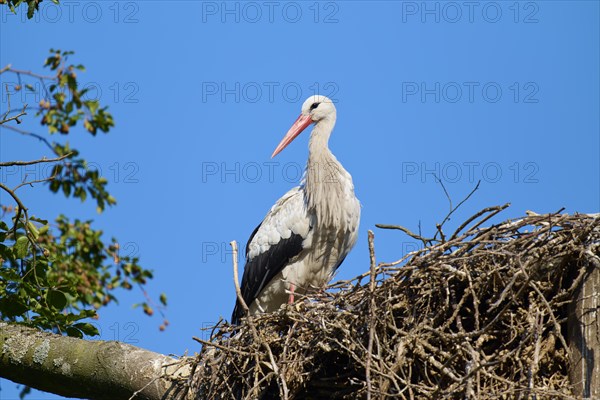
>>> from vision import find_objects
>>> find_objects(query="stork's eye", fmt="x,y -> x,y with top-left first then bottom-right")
310,102 -> 320,110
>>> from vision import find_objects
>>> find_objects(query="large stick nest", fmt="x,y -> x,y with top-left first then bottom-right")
184,207 -> 600,399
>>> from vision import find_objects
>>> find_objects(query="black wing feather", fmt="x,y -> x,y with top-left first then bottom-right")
231,227 -> 305,324
245,222 -> 262,258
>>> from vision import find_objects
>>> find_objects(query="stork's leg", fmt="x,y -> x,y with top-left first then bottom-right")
288,283 -> 295,304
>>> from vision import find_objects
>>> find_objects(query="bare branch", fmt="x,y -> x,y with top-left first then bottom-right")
231,240 -> 249,318
375,223 -> 433,245
0,153 -> 70,168
450,203 -> 510,240
433,180 -> 481,241
0,107 -> 27,125
434,173 -> 453,213
0,180 -> 30,237
13,170 -> 61,192
0,84 -> 27,125
1,66 -> 57,80
366,230 -> 377,400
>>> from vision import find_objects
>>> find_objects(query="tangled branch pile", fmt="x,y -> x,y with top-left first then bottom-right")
185,207 -> 599,399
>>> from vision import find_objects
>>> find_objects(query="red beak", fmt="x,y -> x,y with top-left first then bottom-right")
271,114 -> 314,158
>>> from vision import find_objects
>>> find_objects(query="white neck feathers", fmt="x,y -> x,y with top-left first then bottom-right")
304,116 -> 349,228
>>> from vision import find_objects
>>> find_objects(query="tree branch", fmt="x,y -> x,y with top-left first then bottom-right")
366,230 -> 377,400
0,153 -> 70,168
0,103 -> 27,125
0,180 -> 30,236
0,65 -> 57,80
433,179 -> 481,242
0,322 -> 189,400
375,223 -> 433,246
0,82 -> 28,125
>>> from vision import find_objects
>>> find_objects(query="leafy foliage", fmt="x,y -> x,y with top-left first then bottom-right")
0,0 -> 58,19
8,49 -> 116,212
0,215 -> 154,337
49,143 -> 117,212
0,50 -> 168,337
40,50 -> 114,136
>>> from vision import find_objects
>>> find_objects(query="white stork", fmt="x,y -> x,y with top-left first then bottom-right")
231,95 -> 360,324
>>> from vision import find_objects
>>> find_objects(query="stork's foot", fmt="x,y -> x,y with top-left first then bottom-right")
288,283 -> 295,304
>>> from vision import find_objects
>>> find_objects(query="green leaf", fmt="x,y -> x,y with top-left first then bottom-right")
62,181 -> 72,197
49,179 -> 60,192
14,236 -> 29,259
27,221 -> 39,239
18,385 -> 31,400
66,327 -> 83,338
78,189 -> 87,202
38,225 -> 50,235
159,293 -> 168,306
0,297 -> 29,317
73,322 -> 99,337
30,216 -> 49,225
86,100 -> 98,115
47,290 -> 68,310
65,309 -> 97,323
27,0 -> 37,19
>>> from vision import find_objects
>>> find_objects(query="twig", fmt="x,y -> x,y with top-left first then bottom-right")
13,174 -> 59,192
0,182 -> 27,213
436,223 -> 447,243
366,230 -> 376,400
0,84 -> 27,125
127,375 -> 163,400
0,181 -> 29,237
11,155 -> 72,192
434,180 -> 481,241
463,203 -> 511,235
434,173 -> 453,213
529,281 -> 569,353
375,224 -> 433,246
0,153 -> 70,168
378,181 -> 481,246
2,66 -> 56,80
231,241 -> 249,318
450,203 -> 510,240
192,337 -> 251,356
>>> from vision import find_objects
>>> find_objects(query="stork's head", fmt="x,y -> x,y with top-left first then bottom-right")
271,95 -> 336,158
300,95 -> 336,122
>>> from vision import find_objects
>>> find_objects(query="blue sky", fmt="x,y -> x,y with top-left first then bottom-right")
1,1 -> 599,398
